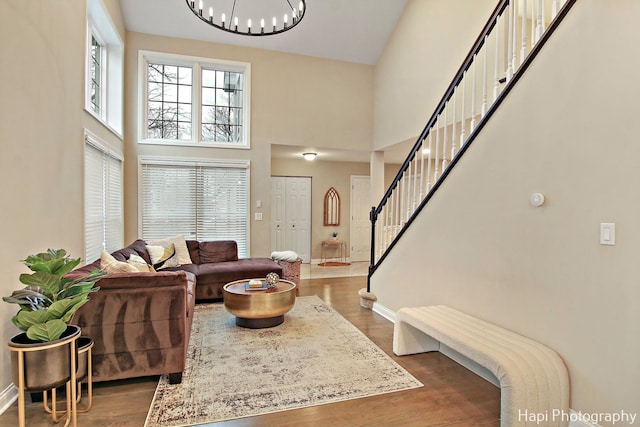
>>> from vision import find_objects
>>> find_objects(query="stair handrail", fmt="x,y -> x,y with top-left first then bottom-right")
368,0 -> 577,291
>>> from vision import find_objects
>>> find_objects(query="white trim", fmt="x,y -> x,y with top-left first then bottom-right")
0,383 -> 18,416
85,0 -> 124,136
84,128 -> 123,161
138,155 -> 249,169
137,50 -> 251,148
372,301 -> 396,323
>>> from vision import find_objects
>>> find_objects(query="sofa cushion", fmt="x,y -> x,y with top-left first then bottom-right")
186,240 -> 200,265
128,239 -> 152,264
198,240 -> 238,264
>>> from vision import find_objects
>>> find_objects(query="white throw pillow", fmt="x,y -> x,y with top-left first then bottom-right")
147,235 -> 192,265
271,250 -> 300,262
100,250 -> 139,274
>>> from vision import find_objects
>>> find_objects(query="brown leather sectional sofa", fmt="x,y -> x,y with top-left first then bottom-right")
70,239 -> 282,384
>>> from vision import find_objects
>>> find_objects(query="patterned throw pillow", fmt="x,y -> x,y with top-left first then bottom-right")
146,243 -> 180,270
147,235 -> 192,265
127,254 -> 155,272
100,250 -> 139,274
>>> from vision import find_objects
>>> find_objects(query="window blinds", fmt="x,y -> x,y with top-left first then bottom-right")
140,159 -> 249,257
84,138 -> 124,263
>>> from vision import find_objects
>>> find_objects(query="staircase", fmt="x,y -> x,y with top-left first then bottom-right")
368,0 -> 577,289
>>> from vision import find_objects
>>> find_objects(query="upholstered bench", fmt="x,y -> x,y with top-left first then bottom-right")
393,305 -> 570,427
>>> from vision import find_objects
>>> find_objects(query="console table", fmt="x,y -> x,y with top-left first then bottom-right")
319,240 -> 350,266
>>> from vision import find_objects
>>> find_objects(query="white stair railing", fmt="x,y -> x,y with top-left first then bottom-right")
369,0 -> 576,277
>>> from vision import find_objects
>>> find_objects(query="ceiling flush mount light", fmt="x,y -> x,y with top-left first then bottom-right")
186,0 -> 306,37
302,152 -> 317,161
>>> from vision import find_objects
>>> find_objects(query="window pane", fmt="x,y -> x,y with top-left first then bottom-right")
202,69 -> 215,87
146,62 -> 193,141
202,88 -> 215,106
178,66 -> 192,85
163,83 -> 177,102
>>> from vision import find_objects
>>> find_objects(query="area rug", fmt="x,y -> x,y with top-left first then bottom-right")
144,296 -> 422,427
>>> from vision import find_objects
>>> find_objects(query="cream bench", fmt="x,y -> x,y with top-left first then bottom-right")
393,305 -> 570,427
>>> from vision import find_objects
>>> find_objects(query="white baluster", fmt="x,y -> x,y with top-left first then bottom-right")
506,1 -> 515,81
412,148 -> 424,213
552,0 -> 559,20
494,15 -> 501,102
521,0 -> 528,63
434,118 -> 440,181
442,102 -> 448,173
531,0 -> 536,46
460,71 -> 467,147
535,0 -> 544,42
426,130 -> 433,192
451,90 -> 457,160
482,36 -> 488,117
419,139 -> 425,200
470,57 -> 477,130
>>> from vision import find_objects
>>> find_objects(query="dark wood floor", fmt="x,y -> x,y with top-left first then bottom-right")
0,276 -> 499,426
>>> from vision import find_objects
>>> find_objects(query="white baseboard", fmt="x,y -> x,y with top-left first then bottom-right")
0,383 -> 18,416
372,301 -> 396,323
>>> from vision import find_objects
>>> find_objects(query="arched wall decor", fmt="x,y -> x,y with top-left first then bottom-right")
324,187 -> 340,226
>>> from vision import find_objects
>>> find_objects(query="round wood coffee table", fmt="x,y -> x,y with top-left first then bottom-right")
223,279 -> 296,328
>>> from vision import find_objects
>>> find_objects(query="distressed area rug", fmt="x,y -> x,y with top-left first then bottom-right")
144,295 -> 422,426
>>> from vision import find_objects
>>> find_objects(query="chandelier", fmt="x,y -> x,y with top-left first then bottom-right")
185,0 -> 306,37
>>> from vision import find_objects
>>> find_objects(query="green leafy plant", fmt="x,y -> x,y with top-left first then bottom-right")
2,249 -> 105,342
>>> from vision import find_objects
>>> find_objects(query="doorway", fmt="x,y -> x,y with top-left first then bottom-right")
349,175 -> 370,262
271,176 -> 311,263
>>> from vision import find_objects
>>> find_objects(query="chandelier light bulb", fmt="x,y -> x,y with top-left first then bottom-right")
248,18 -> 252,32
209,7 -> 213,21
198,0 -> 203,14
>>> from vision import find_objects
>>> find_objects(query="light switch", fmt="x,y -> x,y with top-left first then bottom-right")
256,200 -> 262,208
600,223 -> 615,245
255,212 -> 263,221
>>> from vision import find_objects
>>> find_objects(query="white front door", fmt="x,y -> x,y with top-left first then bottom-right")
349,175 -> 371,262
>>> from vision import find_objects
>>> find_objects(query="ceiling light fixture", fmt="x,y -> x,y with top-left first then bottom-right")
185,0 -> 306,37
302,152 -> 317,161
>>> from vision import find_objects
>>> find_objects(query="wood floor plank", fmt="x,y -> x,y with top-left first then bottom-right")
0,276 -> 499,426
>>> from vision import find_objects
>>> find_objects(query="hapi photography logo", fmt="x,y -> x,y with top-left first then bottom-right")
519,409 -> 637,425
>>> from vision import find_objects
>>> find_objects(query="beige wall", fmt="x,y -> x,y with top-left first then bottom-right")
123,33 -> 374,256
373,0 -> 495,150
371,0 -> 640,419
0,0 -> 126,396
271,158 -> 370,260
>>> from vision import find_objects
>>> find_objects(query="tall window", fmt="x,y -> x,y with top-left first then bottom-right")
140,51 -> 251,148
139,157 -> 250,257
84,130 -> 124,263
86,0 -> 124,135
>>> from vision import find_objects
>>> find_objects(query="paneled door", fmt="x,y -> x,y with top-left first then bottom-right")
271,176 -> 311,263
350,175 -> 370,262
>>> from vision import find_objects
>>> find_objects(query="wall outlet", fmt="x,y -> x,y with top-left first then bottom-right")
255,212 -> 263,221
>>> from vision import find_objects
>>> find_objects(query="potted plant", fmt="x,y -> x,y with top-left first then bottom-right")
3,248 -> 105,392
331,232 -> 338,240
